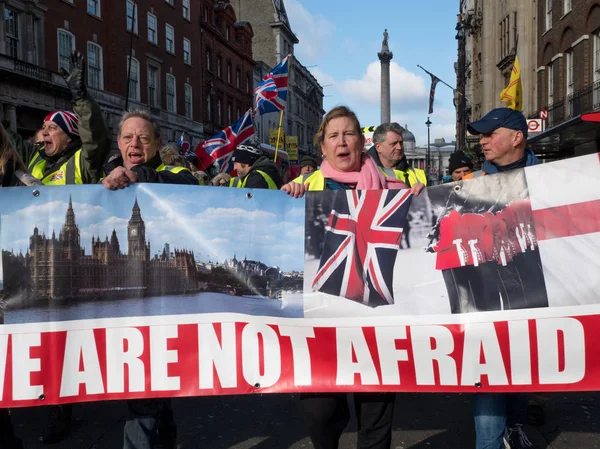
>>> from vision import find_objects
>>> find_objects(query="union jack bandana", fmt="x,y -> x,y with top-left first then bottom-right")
44,110 -> 80,140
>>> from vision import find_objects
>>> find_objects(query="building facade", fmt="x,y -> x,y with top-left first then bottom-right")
5,196 -> 197,302
232,0 -> 324,158
531,0 -> 600,156
0,0 -> 254,148
456,0 -> 538,150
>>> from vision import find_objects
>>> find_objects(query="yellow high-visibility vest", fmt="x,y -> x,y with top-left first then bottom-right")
28,148 -> 83,185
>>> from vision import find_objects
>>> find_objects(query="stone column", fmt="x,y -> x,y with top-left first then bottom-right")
378,29 -> 393,124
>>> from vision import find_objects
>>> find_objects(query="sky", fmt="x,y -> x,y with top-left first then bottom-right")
284,0 -> 459,147
0,185 -> 305,272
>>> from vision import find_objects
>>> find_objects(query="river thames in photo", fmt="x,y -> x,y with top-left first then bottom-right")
4,291 -> 304,324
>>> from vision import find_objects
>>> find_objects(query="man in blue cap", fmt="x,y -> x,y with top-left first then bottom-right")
464,107 -> 539,178
464,108 -> 545,449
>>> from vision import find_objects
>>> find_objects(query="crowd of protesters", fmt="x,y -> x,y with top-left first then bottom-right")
0,51 -> 548,449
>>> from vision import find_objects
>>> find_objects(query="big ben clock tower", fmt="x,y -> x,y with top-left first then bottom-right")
128,198 -> 148,259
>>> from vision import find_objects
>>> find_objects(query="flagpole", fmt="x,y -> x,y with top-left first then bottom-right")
274,109 -> 284,163
417,65 -> 472,103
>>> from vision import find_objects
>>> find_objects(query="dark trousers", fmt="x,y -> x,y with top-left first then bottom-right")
299,392 -> 395,449
0,409 -> 21,448
124,399 -> 176,449
444,249 -> 549,314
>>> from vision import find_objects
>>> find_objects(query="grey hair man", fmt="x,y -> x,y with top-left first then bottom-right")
102,110 -> 198,189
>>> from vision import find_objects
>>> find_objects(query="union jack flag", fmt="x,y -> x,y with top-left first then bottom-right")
50,170 -> 64,182
197,109 -> 255,173
312,189 -> 413,307
176,132 -> 190,154
254,55 -> 290,116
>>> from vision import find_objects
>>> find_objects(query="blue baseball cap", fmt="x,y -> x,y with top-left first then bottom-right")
467,108 -> 528,137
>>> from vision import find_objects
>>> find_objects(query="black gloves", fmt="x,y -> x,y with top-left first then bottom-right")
60,51 -> 87,101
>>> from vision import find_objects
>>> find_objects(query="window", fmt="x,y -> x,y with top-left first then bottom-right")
237,107 -> 241,119
226,26 -> 230,41
595,32 -> 600,75
127,56 -> 140,101
246,74 -> 250,93
165,0 -> 173,5
236,69 -> 240,89
498,15 -> 511,59
87,42 -> 103,89
594,32 -> 600,107
126,0 -> 138,34
182,0 -> 190,20
184,84 -> 192,119
545,0 -> 552,32
5,7 -> 19,59
148,65 -> 159,107
206,49 -> 211,71
566,50 -> 574,115
217,56 -> 222,77
183,38 -> 191,64
57,29 -> 75,73
88,0 -> 100,17
227,63 -> 231,83
547,63 -> 553,105
165,24 -> 174,53
203,6 -> 208,22
166,74 -> 176,113
227,102 -> 232,124
563,0 -> 572,14
206,93 -> 212,120
147,13 -> 157,44
217,98 -> 222,124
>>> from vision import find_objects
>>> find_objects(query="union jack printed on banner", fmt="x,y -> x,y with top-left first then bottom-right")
254,55 -> 290,116
312,190 -> 413,307
198,109 -> 255,173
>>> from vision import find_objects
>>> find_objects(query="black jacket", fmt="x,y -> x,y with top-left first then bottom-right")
243,156 -> 283,189
103,152 -> 199,185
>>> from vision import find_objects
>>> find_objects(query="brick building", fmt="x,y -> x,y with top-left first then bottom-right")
530,0 -> 600,157
0,0 -> 254,149
455,0 -> 538,152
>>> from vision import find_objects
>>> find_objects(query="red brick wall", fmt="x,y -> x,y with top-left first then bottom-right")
41,0 -> 254,126
537,1 -> 600,110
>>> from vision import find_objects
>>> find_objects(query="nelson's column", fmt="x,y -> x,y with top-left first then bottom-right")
378,29 -> 393,124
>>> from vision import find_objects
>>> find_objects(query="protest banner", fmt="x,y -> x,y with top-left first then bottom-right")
285,136 -> 298,161
0,154 -> 599,408
269,128 -> 285,148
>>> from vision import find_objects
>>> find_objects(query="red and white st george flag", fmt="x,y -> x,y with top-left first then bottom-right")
526,153 -> 600,306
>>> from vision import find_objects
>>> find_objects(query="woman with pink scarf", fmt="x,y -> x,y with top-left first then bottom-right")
281,106 -> 422,449
282,105 -> 423,197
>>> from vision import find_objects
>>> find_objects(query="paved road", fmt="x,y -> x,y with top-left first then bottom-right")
9,392 -> 600,448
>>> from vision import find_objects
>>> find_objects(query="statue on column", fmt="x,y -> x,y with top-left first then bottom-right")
383,29 -> 389,47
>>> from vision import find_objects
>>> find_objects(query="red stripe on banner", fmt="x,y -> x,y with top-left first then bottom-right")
533,199 -> 600,241
2,314 -> 600,408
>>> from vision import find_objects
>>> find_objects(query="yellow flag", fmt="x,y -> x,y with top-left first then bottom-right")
500,56 -> 523,111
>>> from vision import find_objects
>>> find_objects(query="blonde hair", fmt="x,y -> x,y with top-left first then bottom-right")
0,125 -> 27,179
159,144 -> 187,167
313,105 -> 364,147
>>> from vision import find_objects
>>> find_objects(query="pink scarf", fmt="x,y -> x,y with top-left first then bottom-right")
320,155 -> 408,190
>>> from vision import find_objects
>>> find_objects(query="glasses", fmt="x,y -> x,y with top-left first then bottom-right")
121,135 -> 151,145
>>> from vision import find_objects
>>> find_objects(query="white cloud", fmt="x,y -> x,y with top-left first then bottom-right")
286,0 -> 335,61
338,61 -> 428,106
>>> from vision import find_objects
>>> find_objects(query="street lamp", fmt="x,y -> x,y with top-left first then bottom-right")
425,117 -> 432,184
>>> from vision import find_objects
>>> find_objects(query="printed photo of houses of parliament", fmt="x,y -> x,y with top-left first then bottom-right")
2,196 -> 303,309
